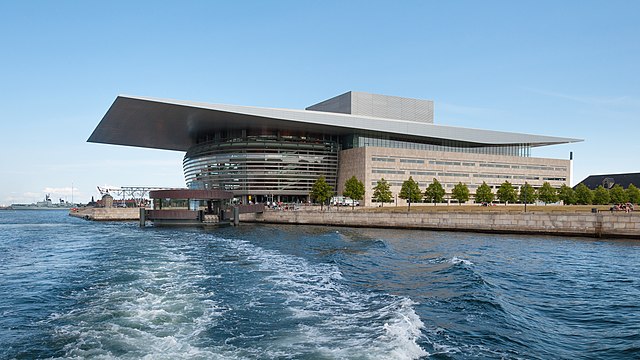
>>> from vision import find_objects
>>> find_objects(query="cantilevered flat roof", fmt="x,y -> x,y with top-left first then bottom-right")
88,95 -> 582,151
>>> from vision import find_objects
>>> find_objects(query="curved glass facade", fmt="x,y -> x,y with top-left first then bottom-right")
183,136 -> 339,198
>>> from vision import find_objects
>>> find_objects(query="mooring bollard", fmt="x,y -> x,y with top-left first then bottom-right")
139,208 -> 146,227
233,207 -> 240,226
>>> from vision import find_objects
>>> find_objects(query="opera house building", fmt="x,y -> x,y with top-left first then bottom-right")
89,91 -> 581,206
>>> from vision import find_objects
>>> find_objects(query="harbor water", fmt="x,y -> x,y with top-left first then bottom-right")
1,211 -> 638,359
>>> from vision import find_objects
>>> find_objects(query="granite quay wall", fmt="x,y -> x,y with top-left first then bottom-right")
241,210 -> 640,238
69,207 -> 141,221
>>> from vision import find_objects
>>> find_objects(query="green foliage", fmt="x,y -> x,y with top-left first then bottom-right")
475,182 -> 494,203
399,177 -> 422,210
626,184 -> 640,204
574,183 -> 594,205
424,178 -> 446,205
537,182 -> 558,205
557,184 -> 577,205
310,176 -> 333,210
593,185 -> 611,205
496,181 -> 517,205
609,184 -> 628,204
372,178 -> 393,206
518,182 -> 536,204
451,182 -> 470,205
343,176 -> 365,208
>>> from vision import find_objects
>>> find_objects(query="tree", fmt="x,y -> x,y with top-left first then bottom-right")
557,184 -> 577,205
451,182 -> 470,205
609,184 -> 628,204
475,182 -> 494,203
310,176 -> 333,211
424,178 -> 446,205
372,178 -> 393,206
496,181 -> 517,205
518,182 -> 536,204
593,185 -> 611,205
574,183 -> 594,205
537,182 -> 558,205
343,176 -> 365,209
399,176 -> 422,211
626,184 -> 640,204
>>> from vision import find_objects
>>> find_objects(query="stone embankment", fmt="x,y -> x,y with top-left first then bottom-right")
241,210 -> 640,238
69,207 -> 141,221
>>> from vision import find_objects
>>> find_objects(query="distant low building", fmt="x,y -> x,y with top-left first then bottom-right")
575,172 -> 640,190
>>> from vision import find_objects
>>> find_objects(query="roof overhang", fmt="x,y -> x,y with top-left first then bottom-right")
149,189 -> 234,200
88,95 -> 582,152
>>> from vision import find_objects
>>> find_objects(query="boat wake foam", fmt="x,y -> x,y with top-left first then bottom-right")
224,237 -> 429,359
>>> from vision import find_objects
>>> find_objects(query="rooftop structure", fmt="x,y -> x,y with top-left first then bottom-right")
306,91 -> 434,123
89,92 -> 581,205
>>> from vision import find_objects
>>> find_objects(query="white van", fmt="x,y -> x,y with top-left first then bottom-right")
330,196 -> 359,206
343,198 -> 360,206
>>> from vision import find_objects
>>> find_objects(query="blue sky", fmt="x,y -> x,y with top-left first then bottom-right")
1,1 -> 638,205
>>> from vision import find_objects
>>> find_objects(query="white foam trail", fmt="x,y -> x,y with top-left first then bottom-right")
50,233 -> 429,359
227,238 -> 429,359
379,298 -> 430,360
50,240 -> 231,359
450,256 -> 474,266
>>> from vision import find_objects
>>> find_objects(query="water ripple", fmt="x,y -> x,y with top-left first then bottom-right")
1,212 -> 639,359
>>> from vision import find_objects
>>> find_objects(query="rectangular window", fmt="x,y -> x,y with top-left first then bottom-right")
473,174 -> 512,179
429,160 -> 461,166
479,163 -> 510,168
400,158 -> 424,164
438,172 -> 469,177
409,171 -> 436,176
372,169 -> 405,175
372,157 -> 396,162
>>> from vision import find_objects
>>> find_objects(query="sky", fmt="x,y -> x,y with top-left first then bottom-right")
1,1 -> 638,206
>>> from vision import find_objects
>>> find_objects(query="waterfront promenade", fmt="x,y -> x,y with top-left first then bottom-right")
68,205 -> 640,238
242,205 -> 640,239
